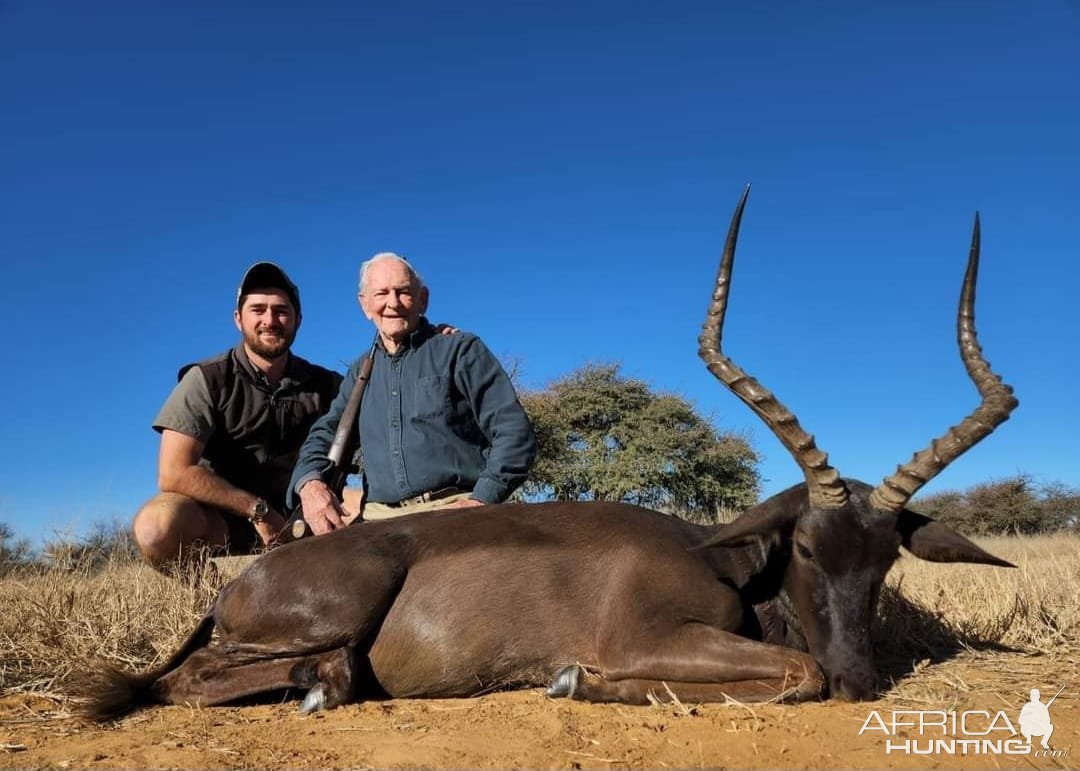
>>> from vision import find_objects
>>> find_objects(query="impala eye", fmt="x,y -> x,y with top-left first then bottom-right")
796,542 -> 814,560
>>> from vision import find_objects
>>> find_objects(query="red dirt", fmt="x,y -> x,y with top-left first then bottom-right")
2,655 -> 1075,770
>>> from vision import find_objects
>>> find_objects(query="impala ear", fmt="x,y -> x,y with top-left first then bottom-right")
896,509 -> 1015,567
695,505 -> 797,549
692,505 -> 794,589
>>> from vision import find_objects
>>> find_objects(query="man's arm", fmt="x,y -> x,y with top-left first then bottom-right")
287,356 -> 366,533
453,336 -> 537,504
154,366 -> 287,545
158,429 -> 285,545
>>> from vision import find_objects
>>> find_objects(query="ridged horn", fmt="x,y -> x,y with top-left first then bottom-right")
698,186 -> 848,509
869,214 -> 1019,512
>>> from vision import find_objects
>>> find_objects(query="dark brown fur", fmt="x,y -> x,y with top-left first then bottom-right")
79,491 -> 1007,720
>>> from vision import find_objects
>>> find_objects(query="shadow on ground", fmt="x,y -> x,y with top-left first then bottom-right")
873,581 -> 1023,687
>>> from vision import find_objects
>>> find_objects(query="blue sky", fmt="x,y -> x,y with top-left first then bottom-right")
1,1 -> 1077,544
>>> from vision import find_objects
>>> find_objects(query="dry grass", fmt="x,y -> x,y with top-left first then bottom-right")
0,533 -> 1076,701
0,550 -> 222,694
873,532 -> 1080,705
878,532 -> 1079,653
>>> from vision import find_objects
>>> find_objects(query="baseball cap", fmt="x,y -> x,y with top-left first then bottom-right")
236,262 -> 301,314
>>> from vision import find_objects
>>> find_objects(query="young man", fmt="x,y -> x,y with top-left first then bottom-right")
133,262 -> 343,571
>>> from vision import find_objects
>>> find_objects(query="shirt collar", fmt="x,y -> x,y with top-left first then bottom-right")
377,317 -> 435,355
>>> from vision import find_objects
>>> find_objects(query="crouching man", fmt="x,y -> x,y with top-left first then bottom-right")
133,262 -> 344,571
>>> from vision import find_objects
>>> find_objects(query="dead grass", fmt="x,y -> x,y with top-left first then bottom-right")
0,549 -> 222,694
879,532 -> 1080,652
0,532 -> 1076,702
874,532 -> 1080,705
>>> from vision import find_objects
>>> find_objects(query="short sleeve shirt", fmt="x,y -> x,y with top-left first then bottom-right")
154,367 -> 217,442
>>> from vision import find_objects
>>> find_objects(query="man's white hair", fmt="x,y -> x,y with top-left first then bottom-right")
358,252 -> 425,293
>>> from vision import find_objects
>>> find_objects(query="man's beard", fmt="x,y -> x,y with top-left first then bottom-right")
244,326 -> 295,360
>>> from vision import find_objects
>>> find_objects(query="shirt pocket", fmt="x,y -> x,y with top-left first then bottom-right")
412,374 -> 452,420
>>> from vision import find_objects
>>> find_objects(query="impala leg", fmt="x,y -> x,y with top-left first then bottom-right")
548,663 -> 822,705
299,646 -> 356,713
549,624 -> 824,705
609,622 -> 821,684
154,647 -> 353,708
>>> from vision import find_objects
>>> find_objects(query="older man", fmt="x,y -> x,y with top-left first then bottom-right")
289,252 -> 536,533
134,262 -> 343,570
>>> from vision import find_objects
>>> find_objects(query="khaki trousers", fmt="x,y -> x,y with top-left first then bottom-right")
361,491 -> 475,521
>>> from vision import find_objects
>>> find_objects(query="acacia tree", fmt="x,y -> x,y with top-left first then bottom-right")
519,363 -> 759,524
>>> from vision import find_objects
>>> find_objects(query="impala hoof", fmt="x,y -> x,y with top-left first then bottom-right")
300,683 -> 327,713
546,664 -> 582,699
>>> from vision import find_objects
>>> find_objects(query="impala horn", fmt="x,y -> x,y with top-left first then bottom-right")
868,214 -> 1019,512
698,186 -> 849,509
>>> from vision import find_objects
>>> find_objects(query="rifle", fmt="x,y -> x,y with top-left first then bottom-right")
276,336 -> 378,544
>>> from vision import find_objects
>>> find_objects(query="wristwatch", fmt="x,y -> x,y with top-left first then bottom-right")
250,498 -> 270,525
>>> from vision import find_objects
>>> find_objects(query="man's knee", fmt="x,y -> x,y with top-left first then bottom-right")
132,493 -> 210,563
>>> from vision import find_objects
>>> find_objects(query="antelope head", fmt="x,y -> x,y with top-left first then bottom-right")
698,187 -> 1018,701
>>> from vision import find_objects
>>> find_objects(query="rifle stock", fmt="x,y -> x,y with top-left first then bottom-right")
276,341 -> 376,544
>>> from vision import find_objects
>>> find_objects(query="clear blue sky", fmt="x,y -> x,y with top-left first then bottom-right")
1,1 -> 1077,544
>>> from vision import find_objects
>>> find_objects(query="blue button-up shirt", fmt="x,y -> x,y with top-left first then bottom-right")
289,320 -> 536,506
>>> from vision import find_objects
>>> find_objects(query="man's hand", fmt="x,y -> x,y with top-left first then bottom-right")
298,479 -> 349,535
445,497 -> 486,509
253,509 -> 287,547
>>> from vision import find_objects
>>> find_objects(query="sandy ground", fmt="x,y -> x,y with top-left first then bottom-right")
1,653 -> 1075,770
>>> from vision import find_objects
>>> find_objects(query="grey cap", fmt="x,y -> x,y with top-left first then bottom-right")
237,262 -> 301,314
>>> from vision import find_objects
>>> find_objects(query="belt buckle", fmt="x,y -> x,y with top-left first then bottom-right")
398,487 -> 458,507
428,487 -> 458,502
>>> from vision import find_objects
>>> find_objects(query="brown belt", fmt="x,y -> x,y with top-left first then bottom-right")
385,486 -> 467,508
